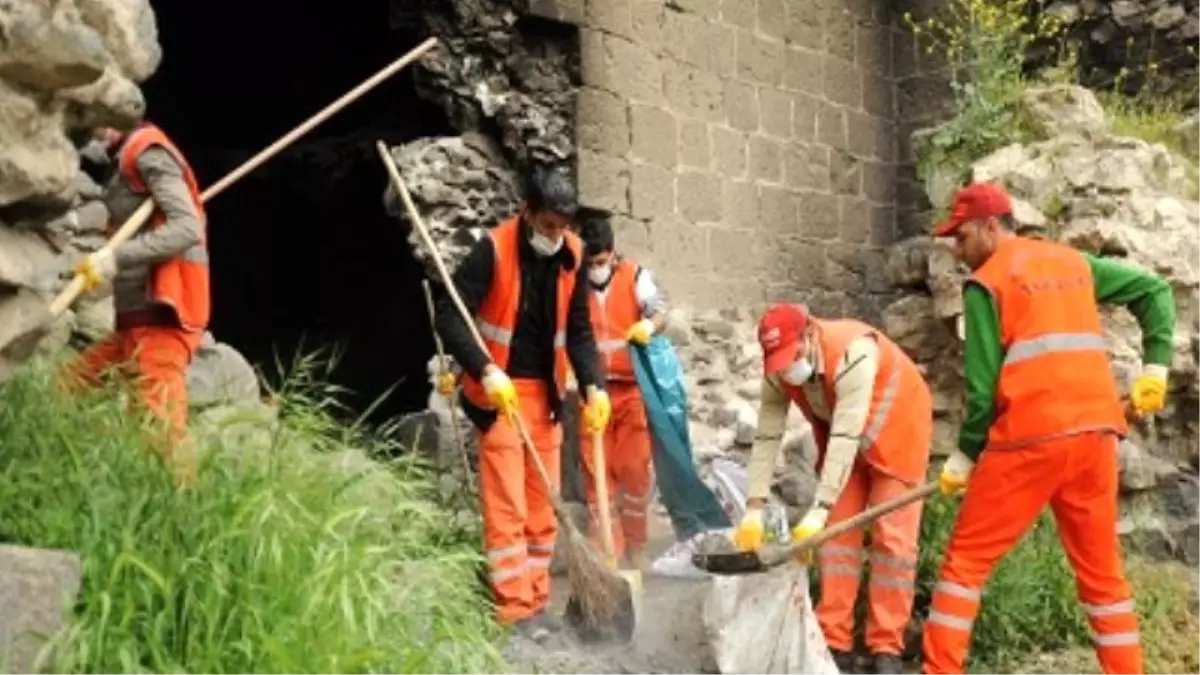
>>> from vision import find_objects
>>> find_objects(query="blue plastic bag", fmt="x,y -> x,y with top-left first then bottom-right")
631,335 -> 731,541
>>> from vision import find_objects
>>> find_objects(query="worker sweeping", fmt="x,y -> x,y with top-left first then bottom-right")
58,121 -> 210,490
734,302 -> 933,674
922,182 -> 1175,675
576,211 -> 667,571
434,167 -> 610,643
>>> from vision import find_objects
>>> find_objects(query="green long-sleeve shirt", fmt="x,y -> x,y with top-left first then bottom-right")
959,252 -> 1176,459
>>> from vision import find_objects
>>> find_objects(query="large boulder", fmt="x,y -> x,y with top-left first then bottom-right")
383,134 -> 521,276
0,0 -> 162,375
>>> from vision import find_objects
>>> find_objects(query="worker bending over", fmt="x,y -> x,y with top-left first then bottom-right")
577,211 -> 668,571
60,122 -> 210,490
436,168 -> 610,644
735,303 -> 932,674
924,182 -> 1175,674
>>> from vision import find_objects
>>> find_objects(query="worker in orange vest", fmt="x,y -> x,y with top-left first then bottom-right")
435,167 -> 610,643
59,122 -> 210,490
923,182 -> 1175,674
734,302 -> 933,674
576,210 -> 668,571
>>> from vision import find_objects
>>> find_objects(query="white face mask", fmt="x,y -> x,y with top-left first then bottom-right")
781,358 -> 815,386
529,231 -> 563,257
589,264 -> 612,286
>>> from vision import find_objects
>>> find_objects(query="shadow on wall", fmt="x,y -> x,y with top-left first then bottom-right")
142,0 -> 454,424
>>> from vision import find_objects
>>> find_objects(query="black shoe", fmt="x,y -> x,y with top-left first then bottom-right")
871,652 -> 904,674
831,648 -> 856,672
512,617 -> 550,644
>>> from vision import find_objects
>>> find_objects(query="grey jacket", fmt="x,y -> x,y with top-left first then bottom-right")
102,146 -> 205,315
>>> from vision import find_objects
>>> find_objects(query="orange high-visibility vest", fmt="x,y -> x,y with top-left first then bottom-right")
971,236 -> 1127,449
778,318 -> 931,485
590,258 -> 641,382
461,216 -> 583,410
115,124 -> 211,332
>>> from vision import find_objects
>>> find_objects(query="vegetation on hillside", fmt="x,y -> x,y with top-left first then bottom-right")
0,361 -> 504,674
904,0 -> 1197,192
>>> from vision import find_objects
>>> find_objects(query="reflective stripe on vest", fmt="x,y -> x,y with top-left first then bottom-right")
972,236 -> 1127,448
116,124 -> 210,332
780,318 -> 932,485
589,259 -> 641,381
460,216 -> 582,411
1003,332 -> 1108,366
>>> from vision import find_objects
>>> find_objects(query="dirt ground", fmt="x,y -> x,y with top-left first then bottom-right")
503,513 -> 718,674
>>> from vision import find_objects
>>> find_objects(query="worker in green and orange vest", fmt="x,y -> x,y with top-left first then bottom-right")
923,182 -> 1175,674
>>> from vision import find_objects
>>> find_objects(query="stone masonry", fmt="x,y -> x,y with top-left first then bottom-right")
530,0 -> 903,318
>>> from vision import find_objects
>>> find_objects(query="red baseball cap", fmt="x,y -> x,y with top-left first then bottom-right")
933,182 -> 1013,237
758,303 -> 810,375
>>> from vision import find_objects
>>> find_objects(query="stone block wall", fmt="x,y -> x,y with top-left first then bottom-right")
534,0 -> 903,318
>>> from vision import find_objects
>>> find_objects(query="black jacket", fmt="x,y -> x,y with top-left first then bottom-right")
435,217 -> 602,431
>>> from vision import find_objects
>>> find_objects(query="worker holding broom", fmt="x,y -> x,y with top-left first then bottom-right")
576,210 -> 668,572
735,302 -> 933,674
435,167 -> 610,643
58,122 -> 210,490
923,182 -> 1175,674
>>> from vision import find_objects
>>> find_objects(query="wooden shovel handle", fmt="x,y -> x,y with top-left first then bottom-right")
763,480 -> 940,568
376,141 -> 563,505
48,39 -> 440,319
592,430 -> 618,564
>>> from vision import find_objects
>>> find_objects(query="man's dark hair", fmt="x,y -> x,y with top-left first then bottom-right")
522,166 -> 578,217
577,207 -> 614,255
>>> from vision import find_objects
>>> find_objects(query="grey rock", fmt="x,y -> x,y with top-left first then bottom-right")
0,80 -> 78,207
61,66 -> 146,130
0,11 -> 107,91
1019,85 -> 1108,139
186,335 -> 262,409
73,0 -> 162,81
0,545 -> 82,675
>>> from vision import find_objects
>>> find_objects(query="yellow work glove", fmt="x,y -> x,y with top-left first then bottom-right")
626,318 -> 655,346
791,507 -> 828,565
939,450 -> 975,496
435,371 -> 456,397
482,366 -> 518,418
1131,364 -> 1168,416
73,248 -> 116,292
733,507 -> 765,551
583,385 -> 611,434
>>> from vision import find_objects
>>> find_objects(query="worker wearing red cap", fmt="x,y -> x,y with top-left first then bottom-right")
733,303 -> 933,674
922,182 -> 1175,674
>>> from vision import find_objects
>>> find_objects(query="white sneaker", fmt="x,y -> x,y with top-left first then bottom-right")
650,533 -> 711,579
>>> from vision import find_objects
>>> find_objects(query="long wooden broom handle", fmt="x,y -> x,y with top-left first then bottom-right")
47,38 -> 441,319
375,141 -> 560,494
592,430 -> 619,565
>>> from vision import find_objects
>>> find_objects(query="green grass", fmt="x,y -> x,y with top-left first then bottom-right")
813,491 -> 1196,672
0,359 -> 505,674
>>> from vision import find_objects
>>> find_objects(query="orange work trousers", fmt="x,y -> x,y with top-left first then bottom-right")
817,460 -> 923,656
578,381 -> 654,561
477,378 -> 563,625
58,325 -> 201,482
923,432 -> 1142,674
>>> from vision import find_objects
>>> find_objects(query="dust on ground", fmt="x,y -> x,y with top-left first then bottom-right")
502,514 -> 717,674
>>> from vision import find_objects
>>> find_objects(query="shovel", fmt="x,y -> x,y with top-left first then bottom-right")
695,480 -> 940,575
0,38 -> 441,382
585,429 -> 642,642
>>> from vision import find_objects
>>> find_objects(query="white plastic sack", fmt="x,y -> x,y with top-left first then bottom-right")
703,563 -> 840,674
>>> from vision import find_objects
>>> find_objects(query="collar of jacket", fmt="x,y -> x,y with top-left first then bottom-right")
518,215 -> 578,271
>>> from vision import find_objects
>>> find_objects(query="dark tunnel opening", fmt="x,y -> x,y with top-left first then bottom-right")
143,0 -> 454,424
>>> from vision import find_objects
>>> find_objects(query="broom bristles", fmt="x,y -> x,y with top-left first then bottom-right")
560,526 -> 631,629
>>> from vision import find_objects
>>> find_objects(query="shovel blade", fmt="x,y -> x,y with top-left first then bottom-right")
693,548 -> 780,575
